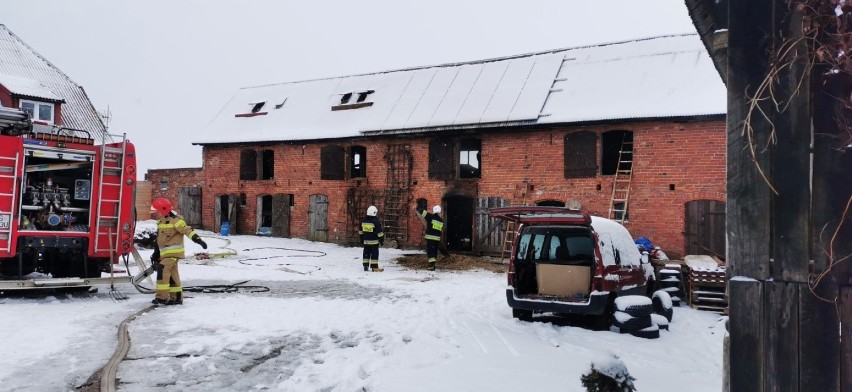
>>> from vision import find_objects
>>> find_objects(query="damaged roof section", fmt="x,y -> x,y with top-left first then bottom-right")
197,34 -> 726,145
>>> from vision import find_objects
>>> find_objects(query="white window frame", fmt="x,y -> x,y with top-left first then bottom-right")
19,99 -> 55,124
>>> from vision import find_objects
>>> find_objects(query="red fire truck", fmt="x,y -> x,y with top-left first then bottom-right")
0,107 -> 142,290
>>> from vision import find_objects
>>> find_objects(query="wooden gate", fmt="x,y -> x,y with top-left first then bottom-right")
308,194 -> 328,242
684,199 -> 726,257
473,196 -> 509,254
272,193 -> 291,238
178,186 -> 202,227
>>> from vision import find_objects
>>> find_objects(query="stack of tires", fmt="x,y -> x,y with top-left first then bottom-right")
658,265 -> 684,307
612,292 -> 674,339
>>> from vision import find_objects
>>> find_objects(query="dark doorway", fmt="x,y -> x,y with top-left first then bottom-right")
214,194 -> 237,234
444,195 -> 474,251
256,194 -> 273,234
684,200 -> 726,258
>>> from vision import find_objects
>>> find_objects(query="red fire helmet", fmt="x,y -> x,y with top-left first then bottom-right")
152,198 -> 172,215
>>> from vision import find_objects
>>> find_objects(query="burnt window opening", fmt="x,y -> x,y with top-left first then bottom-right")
240,193 -> 247,206
564,131 -> 598,178
349,145 -> 367,178
601,130 -> 633,176
320,145 -> 346,180
251,102 -> 266,113
240,149 -> 258,180
458,139 -> 481,179
340,93 -> 353,105
260,149 -> 274,180
356,90 -> 375,103
428,139 -> 455,180
416,198 -> 428,213
159,177 -> 168,191
287,193 -> 295,206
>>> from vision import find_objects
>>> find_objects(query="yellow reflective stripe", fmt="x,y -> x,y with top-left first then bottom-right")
363,240 -> 379,245
358,230 -> 364,235
158,223 -> 175,229
156,283 -> 170,290
361,223 -> 374,232
428,258 -> 437,263
419,210 -> 427,218
174,220 -> 187,229
187,230 -> 197,238
377,233 -> 384,237
161,245 -> 182,251
168,286 -> 182,293
431,221 -> 443,231
161,248 -> 184,256
425,235 -> 441,241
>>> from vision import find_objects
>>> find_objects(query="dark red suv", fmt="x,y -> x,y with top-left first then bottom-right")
489,206 -> 653,324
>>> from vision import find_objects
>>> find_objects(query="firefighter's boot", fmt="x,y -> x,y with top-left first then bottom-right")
167,292 -> 183,306
151,298 -> 168,306
371,267 -> 384,272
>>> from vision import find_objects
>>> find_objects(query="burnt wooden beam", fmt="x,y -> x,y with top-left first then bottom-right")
770,3 -> 811,282
800,285 -> 841,391
729,279 -> 764,392
727,0 -> 773,280
764,281 -> 799,390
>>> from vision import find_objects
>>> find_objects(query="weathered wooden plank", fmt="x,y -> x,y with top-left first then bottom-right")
770,0 -> 811,282
726,0 -> 773,280
842,287 -> 852,392
764,281 -> 799,391
729,279 -> 764,392
800,283 -> 840,392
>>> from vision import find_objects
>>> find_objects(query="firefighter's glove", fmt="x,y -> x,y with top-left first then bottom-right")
150,247 -> 160,263
193,237 -> 208,250
379,239 -> 385,246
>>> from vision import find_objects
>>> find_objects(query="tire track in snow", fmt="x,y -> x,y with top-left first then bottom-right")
489,323 -> 519,356
462,321 -> 489,354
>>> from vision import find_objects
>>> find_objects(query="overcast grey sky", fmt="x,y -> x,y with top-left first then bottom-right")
4,1 -> 697,178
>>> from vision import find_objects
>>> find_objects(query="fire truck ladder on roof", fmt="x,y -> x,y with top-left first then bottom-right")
93,132 -> 128,254
0,152 -> 20,253
608,138 -> 633,224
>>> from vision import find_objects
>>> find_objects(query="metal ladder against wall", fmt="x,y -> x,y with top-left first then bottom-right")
608,138 -> 634,224
0,152 -> 20,253
382,144 -> 413,243
93,133 -> 128,254
500,183 -> 529,262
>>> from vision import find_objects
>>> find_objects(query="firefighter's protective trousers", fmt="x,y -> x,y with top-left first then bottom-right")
155,257 -> 182,302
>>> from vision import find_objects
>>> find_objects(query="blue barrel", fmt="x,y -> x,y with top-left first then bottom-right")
220,221 -> 230,236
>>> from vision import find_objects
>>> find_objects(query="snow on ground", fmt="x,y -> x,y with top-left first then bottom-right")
0,222 -> 726,391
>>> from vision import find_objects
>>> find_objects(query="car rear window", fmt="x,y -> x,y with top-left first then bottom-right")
515,226 -> 594,263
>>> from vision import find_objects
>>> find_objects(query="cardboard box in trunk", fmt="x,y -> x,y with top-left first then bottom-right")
536,264 -> 591,297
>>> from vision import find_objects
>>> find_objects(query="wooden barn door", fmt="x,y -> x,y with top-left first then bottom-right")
684,200 -> 726,258
227,194 -> 237,234
272,193 -> 291,238
473,196 -> 510,254
178,186 -> 202,227
308,194 -> 328,242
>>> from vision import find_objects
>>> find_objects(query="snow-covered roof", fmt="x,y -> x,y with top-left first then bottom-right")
0,24 -> 106,139
197,34 -> 725,145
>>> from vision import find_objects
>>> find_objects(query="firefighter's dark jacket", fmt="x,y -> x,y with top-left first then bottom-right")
418,210 -> 443,242
359,216 -> 384,245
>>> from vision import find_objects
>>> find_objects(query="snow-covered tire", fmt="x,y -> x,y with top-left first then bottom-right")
614,295 -> 653,318
652,290 -> 674,322
651,313 -> 669,330
628,323 -> 660,339
612,311 -> 653,331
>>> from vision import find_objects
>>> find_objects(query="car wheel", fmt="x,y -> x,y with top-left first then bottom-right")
614,295 -> 653,318
512,308 -> 533,322
652,290 -> 674,322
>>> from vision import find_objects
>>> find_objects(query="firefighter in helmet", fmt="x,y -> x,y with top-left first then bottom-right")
359,205 -> 385,272
415,204 -> 443,271
150,198 -> 207,305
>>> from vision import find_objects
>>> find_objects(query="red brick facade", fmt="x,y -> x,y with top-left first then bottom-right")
197,118 -> 725,259
145,168 -> 204,214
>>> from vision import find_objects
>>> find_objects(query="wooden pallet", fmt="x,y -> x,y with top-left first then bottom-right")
688,267 -> 727,313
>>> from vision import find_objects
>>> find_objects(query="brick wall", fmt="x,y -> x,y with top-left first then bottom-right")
199,119 -> 725,258
144,167 -> 204,215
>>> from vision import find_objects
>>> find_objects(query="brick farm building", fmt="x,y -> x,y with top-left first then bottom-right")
156,34 -> 726,259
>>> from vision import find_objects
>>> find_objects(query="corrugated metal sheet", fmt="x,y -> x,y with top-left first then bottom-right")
0,24 -> 106,140
197,34 -> 726,145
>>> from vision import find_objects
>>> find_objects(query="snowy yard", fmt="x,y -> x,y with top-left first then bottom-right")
0,223 -> 726,391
